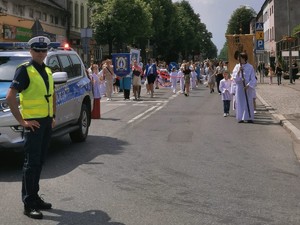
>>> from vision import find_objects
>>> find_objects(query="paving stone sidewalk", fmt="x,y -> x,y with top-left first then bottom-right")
256,76 -> 300,143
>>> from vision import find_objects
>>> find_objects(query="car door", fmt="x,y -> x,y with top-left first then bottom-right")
47,54 -> 74,127
67,53 -> 88,120
56,54 -> 79,124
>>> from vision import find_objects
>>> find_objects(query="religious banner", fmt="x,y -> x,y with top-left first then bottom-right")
112,53 -> 131,77
226,34 -> 255,73
129,48 -> 140,64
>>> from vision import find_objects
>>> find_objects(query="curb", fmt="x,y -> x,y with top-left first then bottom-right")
256,93 -> 300,161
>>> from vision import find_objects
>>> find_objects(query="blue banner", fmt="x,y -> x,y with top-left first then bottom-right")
112,53 -> 131,77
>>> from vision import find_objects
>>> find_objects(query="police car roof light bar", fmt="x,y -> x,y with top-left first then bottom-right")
0,42 -> 62,50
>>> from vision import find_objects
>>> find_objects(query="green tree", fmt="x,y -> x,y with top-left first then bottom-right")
89,0 -> 152,56
174,0 -> 217,60
142,0 -> 178,62
89,0 -> 217,62
218,42 -> 228,61
292,24 -> 300,37
226,6 -> 256,35
219,6 -> 257,60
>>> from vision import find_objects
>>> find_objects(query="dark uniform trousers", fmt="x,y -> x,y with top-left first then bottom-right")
22,117 -> 52,207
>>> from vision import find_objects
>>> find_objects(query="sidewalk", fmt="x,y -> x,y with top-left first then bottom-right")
256,75 -> 300,158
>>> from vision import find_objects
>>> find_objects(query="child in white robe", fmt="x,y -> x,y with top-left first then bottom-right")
190,66 -> 197,90
98,69 -> 106,97
169,67 -> 178,94
178,67 -> 184,93
219,70 -> 232,117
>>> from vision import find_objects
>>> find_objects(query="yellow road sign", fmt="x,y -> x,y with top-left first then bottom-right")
256,31 -> 264,40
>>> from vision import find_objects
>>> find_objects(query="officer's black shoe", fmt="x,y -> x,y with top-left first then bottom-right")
36,197 -> 52,210
24,207 -> 43,219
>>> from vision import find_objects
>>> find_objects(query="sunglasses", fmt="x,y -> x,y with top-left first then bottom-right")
32,49 -> 48,53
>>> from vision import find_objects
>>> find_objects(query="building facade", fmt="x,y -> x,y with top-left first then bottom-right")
256,0 -> 300,68
0,0 -> 101,64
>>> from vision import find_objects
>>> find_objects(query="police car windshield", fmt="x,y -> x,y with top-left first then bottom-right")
0,56 -> 31,81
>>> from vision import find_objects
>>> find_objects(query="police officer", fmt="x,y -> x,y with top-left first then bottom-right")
6,36 -> 55,219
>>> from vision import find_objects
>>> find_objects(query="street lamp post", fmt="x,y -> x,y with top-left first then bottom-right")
287,0 -> 293,84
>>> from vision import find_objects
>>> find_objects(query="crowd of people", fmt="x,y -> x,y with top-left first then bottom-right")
88,52 -> 259,123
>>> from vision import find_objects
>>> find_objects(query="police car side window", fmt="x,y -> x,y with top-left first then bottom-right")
58,55 -> 73,79
69,54 -> 82,77
47,56 -> 61,73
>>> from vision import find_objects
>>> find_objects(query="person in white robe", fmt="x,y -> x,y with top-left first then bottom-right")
98,69 -> 106,97
190,65 -> 197,90
169,67 -> 178,94
232,52 -> 256,123
219,70 -> 232,117
178,66 -> 185,94
230,77 -> 236,111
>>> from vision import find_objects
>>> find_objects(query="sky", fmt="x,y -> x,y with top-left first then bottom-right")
172,0 -> 265,54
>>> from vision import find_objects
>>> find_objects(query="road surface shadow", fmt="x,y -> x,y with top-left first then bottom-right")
44,209 -> 125,225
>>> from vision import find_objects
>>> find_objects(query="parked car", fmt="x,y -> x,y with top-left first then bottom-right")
0,42 -> 93,150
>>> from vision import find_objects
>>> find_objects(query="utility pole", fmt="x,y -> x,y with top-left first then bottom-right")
287,0 -> 293,84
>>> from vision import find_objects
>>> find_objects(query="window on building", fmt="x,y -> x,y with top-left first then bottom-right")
68,1 -> 73,27
29,8 -> 34,18
86,7 -> 90,26
50,15 -> 54,23
35,11 -> 41,19
2,1 -> 8,10
264,30 -> 269,42
42,12 -> 47,22
13,4 -> 25,16
80,4 -> 84,28
55,16 -> 58,25
61,16 -> 66,26
75,3 -> 79,28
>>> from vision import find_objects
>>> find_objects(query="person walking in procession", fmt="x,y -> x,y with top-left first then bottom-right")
205,61 -> 215,93
182,62 -> 191,96
103,59 -> 114,101
170,67 -> 178,94
132,59 -> 143,100
219,70 -> 232,117
215,61 -> 225,94
6,36 -> 54,219
232,52 -> 256,123
91,64 -> 101,119
291,59 -> 298,84
275,61 -> 283,85
145,58 -> 157,98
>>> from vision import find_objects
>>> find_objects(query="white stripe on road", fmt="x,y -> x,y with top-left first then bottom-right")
127,106 -> 157,124
127,102 -> 167,124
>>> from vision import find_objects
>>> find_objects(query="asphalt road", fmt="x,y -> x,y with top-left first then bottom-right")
1,85 -> 300,225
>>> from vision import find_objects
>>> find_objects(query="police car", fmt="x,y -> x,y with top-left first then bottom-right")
0,42 -> 93,149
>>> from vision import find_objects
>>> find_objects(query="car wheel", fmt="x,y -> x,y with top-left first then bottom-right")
69,104 -> 89,142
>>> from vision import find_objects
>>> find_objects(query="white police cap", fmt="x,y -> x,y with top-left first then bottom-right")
27,36 -> 50,50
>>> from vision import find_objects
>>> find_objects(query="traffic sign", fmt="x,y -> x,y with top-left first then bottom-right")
256,31 -> 264,40
256,40 -> 264,50
255,22 -> 264,31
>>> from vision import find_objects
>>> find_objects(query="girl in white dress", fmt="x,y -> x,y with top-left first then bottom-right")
219,70 -> 232,117
169,67 -> 178,94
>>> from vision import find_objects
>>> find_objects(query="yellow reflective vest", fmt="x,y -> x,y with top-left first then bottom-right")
19,64 -> 54,119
